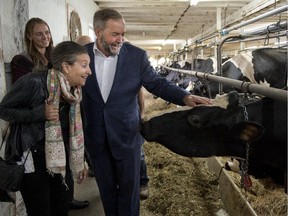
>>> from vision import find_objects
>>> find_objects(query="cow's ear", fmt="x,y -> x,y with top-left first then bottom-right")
232,121 -> 265,142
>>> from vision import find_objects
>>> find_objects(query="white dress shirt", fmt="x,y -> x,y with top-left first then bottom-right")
93,43 -> 118,102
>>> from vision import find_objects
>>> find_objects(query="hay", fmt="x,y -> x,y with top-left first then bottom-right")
219,157 -> 287,216
140,91 -> 287,216
141,146 -> 223,216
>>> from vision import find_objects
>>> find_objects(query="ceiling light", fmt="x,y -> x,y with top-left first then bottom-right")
274,41 -> 287,45
190,0 -> 199,6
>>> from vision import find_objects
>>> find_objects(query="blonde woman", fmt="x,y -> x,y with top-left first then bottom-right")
10,17 -> 54,83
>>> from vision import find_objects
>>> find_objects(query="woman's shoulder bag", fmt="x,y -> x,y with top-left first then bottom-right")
0,124 -> 30,192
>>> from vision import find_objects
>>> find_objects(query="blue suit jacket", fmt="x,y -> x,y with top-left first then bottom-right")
81,42 -> 190,159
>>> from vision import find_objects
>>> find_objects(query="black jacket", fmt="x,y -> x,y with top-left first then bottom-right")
0,72 -> 48,160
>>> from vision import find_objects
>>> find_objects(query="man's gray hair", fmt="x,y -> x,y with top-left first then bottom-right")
93,8 -> 124,30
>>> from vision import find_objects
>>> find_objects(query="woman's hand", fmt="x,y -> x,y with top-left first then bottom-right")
76,167 -> 87,184
45,103 -> 59,121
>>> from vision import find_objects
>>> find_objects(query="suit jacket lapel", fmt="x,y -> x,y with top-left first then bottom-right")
106,44 -> 128,103
84,43 -> 104,104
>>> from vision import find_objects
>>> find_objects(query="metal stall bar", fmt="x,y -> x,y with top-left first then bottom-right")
217,36 -> 242,94
160,64 -> 288,102
220,5 -> 288,36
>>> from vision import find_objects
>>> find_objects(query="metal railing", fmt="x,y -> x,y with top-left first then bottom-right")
160,64 -> 288,102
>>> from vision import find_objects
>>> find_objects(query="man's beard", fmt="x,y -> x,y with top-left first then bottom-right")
101,37 -> 122,55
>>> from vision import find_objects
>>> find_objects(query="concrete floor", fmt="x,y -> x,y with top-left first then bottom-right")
69,176 -> 105,216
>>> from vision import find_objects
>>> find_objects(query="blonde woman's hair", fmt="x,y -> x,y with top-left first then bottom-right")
24,17 -> 54,69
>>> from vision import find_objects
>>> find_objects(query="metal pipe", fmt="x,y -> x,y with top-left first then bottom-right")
243,20 -> 287,37
215,28 -> 286,94
195,32 -> 218,44
221,5 -> 288,36
226,32 -> 286,44
217,36 -> 242,94
160,65 -> 287,102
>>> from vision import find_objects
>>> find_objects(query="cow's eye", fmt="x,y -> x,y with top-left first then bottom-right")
187,115 -> 201,127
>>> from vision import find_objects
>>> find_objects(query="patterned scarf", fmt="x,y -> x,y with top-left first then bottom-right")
45,68 -> 84,180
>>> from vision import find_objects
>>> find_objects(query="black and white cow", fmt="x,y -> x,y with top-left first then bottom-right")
163,58 -> 217,91
180,58 -> 218,90
195,48 -> 287,98
140,91 -> 287,187
164,57 -> 229,94
191,48 -> 287,184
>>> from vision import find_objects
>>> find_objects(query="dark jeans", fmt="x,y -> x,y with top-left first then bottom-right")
140,146 -> 149,186
20,144 -> 73,216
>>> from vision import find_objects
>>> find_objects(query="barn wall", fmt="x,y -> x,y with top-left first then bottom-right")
28,0 -> 98,44
0,0 -> 28,62
68,0 -> 98,40
0,1 -> 98,215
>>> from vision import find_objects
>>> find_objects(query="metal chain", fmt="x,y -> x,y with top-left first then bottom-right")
240,105 -> 251,190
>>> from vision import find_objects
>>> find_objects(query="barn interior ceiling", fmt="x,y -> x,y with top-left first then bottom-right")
94,0 -> 287,57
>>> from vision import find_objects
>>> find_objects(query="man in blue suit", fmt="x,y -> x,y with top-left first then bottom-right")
81,8 -> 211,216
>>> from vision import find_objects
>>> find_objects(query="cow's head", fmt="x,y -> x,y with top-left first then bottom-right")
186,92 -> 263,141
140,91 -> 264,158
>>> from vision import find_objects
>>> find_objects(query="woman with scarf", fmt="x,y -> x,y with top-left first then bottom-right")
0,41 -> 91,216
11,16 -> 89,211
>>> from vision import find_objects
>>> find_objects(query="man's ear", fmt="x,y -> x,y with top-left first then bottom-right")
95,27 -> 102,37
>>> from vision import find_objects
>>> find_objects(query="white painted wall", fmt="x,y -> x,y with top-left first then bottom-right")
0,0 -> 29,62
28,0 -> 68,43
68,0 -> 98,41
28,0 -> 98,45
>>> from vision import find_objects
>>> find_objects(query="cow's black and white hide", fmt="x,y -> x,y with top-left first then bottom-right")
158,60 -> 177,78
176,57 -> 230,95
164,58 -> 218,92
140,91 -> 287,186
163,60 -> 193,88
195,48 -> 287,98
180,58 -> 218,90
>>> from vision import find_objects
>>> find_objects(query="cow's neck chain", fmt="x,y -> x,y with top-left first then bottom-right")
240,105 -> 252,191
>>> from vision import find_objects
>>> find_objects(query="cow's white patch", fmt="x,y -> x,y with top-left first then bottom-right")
185,81 -> 194,92
210,57 -> 218,74
228,51 -> 257,83
259,79 -> 270,87
211,93 -> 229,109
227,159 -> 240,173
177,59 -> 186,68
